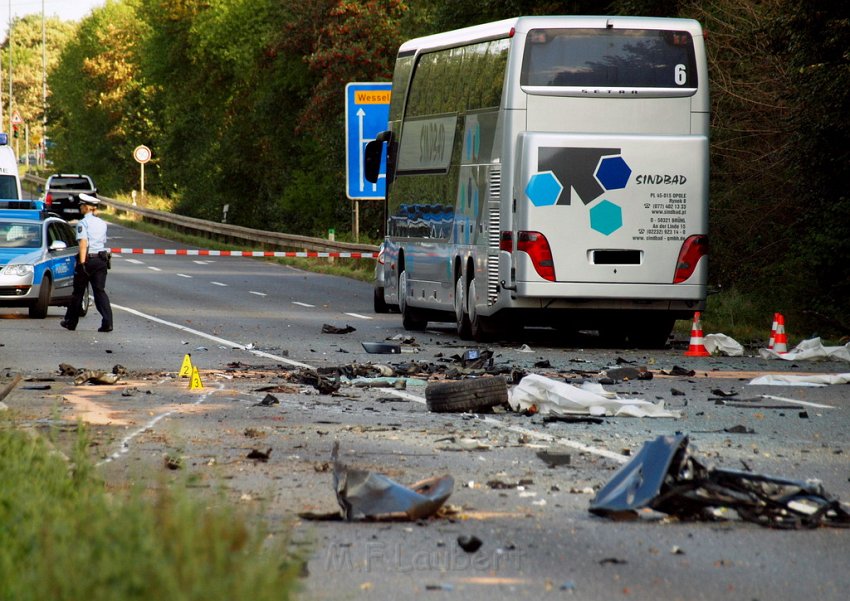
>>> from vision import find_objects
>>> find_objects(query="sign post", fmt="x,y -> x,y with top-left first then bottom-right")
133,145 -> 152,198
11,111 -> 22,156
345,82 -> 391,241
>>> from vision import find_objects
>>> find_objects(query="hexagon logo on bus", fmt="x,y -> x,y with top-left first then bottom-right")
525,170 -> 563,207
596,156 -> 631,191
589,200 -> 623,235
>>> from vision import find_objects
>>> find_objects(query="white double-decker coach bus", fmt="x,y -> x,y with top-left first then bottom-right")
366,16 -> 709,346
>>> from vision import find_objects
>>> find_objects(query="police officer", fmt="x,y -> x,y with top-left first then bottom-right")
60,193 -> 113,332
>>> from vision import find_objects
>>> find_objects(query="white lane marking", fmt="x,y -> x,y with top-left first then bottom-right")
147,266 -> 162,272
126,258 -> 144,265
344,312 -> 372,320
383,388 -> 628,464
177,273 -> 192,278
97,383 -> 223,466
112,303 -> 312,368
211,281 -> 228,287
249,291 -> 267,297
292,301 -> 314,308
761,395 -> 835,409
193,260 -> 212,265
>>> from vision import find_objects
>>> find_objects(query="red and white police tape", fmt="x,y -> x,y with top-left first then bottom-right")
108,248 -> 378,259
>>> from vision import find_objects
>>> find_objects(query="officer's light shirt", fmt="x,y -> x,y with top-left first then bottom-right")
77,214 -> 108,253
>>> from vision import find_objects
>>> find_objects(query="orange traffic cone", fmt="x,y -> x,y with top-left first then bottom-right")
773,313 -> 788,354
684,312 -> 711,357
768,313 -> 778,350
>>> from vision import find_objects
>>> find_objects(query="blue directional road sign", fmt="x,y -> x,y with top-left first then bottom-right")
345,82 -> 391,200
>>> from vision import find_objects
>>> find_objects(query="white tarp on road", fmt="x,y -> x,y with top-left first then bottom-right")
759,337 -> 850,362
509,374 -> 679,418
748,372 -> 850,387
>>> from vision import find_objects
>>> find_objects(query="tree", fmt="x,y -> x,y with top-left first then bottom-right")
0,15 -> 75,150
48,0 -> 155,191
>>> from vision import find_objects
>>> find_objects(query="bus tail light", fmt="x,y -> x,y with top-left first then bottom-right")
499,231 -> 513,252
673,235 -> 708,283
517,231 -> 556,282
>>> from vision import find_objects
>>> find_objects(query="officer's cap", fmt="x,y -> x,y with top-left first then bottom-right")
79,193 -> 100,206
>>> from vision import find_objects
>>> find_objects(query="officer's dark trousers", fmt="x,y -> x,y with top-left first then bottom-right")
63,254 -> 113,329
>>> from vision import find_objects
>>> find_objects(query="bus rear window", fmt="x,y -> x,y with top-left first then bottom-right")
521,28 -> 697,89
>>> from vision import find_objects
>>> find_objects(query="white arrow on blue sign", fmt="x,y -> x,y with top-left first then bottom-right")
345,82 -> 391,200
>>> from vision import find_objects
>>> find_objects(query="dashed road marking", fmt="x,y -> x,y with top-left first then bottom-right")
383,388 -> 628,464
112,303 -> 312,369
249,291 -> 267,297
344,312 -> 372,320
211,281 -> 227,287
292,301 -> 314,308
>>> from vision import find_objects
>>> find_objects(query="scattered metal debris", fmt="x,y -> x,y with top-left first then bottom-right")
331,442 -> 454,521
74,370 -> 121,385
321,324 -> 356,334
590,433 -> 850,528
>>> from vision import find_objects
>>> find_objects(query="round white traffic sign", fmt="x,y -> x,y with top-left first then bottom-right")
133,145 -> 152,164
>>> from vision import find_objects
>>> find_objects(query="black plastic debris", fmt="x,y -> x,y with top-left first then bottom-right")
711,388 -> 738,397
255,393 -> 280,406
247,448 -> 272,462
457,535 -> 483,553
542,415 -> 604,426
590,433 -> 850,528
665,366 -> 696,377
331,442 -> 453,521
322,324 -> 356,335
536,450 -> 572,467
361,341 -> 401,354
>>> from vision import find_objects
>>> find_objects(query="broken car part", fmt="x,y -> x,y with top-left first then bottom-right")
331,442 -> 454,521
590,433 -> 850,528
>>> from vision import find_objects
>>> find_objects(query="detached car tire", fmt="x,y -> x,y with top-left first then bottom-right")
425,377 -> 508,413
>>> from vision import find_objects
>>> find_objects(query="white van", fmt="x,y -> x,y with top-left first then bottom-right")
0,133 -> 23,199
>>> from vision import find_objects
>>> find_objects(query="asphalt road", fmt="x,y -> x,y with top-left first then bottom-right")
2,223 -> 850,601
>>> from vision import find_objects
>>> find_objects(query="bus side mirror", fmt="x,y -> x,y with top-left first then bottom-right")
364,130 -> 392,184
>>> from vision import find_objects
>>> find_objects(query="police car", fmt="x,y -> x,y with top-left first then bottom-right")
0,200 -> 89,318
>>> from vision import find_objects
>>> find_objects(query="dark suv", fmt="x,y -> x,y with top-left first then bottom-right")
43,174 -> 97,220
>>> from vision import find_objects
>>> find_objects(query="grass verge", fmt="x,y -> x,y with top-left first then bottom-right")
0,425 -> 300,600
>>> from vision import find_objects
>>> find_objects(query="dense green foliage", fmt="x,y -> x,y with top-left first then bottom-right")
0,427 -> 298,600
10,0 -> 849,334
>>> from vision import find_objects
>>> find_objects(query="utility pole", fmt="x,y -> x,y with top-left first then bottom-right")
42,0 -> 47,165
8,0 -> 12,136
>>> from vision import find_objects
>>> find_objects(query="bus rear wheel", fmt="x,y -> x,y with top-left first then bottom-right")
467,279 -> 492,341
455,277 -> 472,339
398,269 -> 427,331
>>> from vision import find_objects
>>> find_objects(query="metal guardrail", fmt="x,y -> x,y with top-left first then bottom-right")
22,173 -> 378,256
